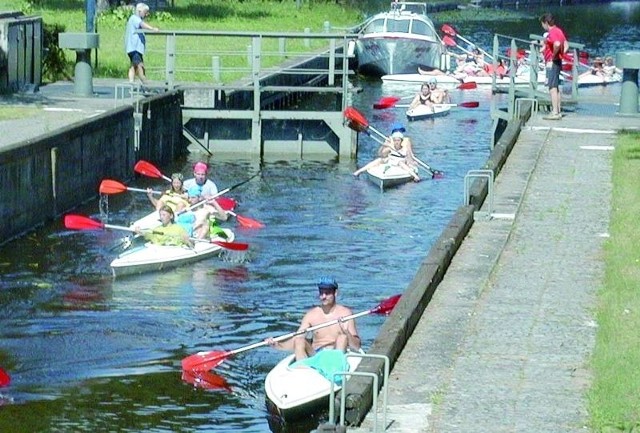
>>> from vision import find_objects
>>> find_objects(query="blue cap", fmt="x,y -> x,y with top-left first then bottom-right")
188,185 -> 202,198
391,122 -> 406,133
318,276 -> 338,291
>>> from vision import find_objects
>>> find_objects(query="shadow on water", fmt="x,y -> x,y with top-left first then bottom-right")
0,3 -> 638,431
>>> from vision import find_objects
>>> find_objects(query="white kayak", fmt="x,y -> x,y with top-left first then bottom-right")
265,350 -> 363,420
110,227 -> 235,277
366,163 -> 417,191
406,103 -> 451,121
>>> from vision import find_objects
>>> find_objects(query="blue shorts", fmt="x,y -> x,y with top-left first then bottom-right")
128,51 -> 144,67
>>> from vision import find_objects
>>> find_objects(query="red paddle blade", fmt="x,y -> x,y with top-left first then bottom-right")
134,160 -> 164,179
99,179 -> 128,195
64,214 -> 105,231
441,23 -> 456,37
371,294 -> 402,315
212,240 -> 249,251
235,215 -> 265,229
182,350 -> 230,372
373,96 -> 401,109
181,369 -> 232,391
460,101 -> 479,108
343,106 -> 369,131
443,35 -> 457,47
216,196 -> 237,211
457,82 -> 477,90
0,367 -> 10,387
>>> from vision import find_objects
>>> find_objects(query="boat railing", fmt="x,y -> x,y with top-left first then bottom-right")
390,1 -> 428,16
329,353 -> 390,432
489,33 -> 585,132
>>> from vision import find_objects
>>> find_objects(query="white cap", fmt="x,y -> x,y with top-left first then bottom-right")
391,131 -> 404,139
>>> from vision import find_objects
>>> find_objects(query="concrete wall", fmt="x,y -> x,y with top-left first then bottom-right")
0,91 -> 184,245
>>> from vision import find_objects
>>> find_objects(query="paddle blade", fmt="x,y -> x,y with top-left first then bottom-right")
343,106 -> 369,131
459,101 -> 479,108
99,179 -> 128,195
373,96 -> 401,109
212,240 -> 249,251
441,24 -> 457,37
216,196 -> 237,211
235,214 -> 265,229
442,35 -> 457,47
0,367 -> 10,387
371,294 -> 402,315
64,214 -> 105,231
181,369 -> 232,391
134,160 -> 165,179
457,81 -> 477,90
182,350 -> 230,372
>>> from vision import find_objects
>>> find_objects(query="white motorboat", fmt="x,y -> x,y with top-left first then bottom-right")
354,1 -> 445,77
366,163 -> 417,191
574,72 -> 622,87
406,103 -> 451,121
264,350 -> 363,420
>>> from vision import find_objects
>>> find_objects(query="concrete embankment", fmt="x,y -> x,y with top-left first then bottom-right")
341,102 -> 639,432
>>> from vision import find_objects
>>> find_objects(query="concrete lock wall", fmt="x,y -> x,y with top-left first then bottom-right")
0,91 -> 184,245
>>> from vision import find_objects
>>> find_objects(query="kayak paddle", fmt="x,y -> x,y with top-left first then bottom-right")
442,24 -> 494,60
63,214 -> 249,251
181,294 -> 402,373
343,106 -> 444,178
99,178 -> 239,212
0,367 -> 10,387
376,100 -> 479,110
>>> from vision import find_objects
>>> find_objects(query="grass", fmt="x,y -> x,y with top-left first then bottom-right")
0,106 -> 40,120
0,0 -> 364,82
589,131 -> 640,432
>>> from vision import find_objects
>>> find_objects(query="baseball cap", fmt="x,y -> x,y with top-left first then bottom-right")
390,122 -> 406,133
318,276 -> 338,291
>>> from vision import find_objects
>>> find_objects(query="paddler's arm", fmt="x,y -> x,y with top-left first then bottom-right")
338,316 -> 361,351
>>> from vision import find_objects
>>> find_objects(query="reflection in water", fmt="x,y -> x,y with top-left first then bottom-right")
0,3 -> 637,431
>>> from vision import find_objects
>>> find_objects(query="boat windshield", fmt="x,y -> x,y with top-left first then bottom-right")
386,18 -> 410,33
362,18 -> 385,34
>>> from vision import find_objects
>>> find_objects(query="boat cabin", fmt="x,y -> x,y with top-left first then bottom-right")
360,1 -> 439,41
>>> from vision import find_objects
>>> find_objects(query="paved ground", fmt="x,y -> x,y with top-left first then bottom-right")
0,79 -> 144,150
349,105 -> 639,432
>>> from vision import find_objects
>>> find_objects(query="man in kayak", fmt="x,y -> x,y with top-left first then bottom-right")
135,205 -> 193,247
267,277 -> 361,361
352,123 -> 420,182
540,12 -> 568,120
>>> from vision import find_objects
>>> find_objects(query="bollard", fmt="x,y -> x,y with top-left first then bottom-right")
58,33 -> 99,97
211,55 -> 221,83
616,51 -> 640,115
304,27 -> 310,48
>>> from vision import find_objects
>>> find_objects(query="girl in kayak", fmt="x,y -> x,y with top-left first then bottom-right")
146,172 -> 188,213
135,205 -> 193,247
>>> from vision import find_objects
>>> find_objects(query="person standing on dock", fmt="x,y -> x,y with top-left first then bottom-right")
124,3 -> 159,85
540,13 -> 568,120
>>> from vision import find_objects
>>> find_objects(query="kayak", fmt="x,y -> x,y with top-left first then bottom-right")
264,350 -> 363,420
366,163 -> 417,191
406,103 -> 451,121
110,227 -> 235,277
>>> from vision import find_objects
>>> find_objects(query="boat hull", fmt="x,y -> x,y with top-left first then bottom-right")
366,164 -> 415,191
264,351 -> 363,421
406,103 -> 451,121
355,37 -> 444,77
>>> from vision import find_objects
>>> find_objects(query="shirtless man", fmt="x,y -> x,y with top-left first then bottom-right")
267,277 -> 361,361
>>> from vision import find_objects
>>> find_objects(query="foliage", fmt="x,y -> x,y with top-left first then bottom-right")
42,23 -> 72,83
588,131 -> 640,432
